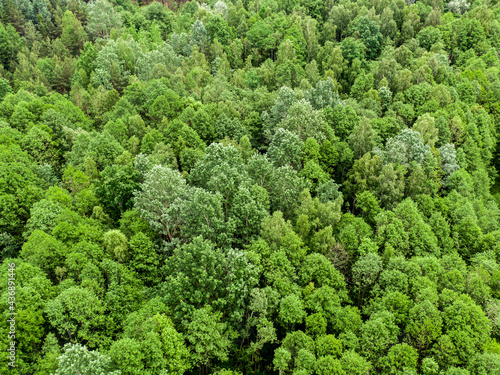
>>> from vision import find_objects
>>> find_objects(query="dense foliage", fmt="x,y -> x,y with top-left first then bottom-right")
2,0 -> 500,373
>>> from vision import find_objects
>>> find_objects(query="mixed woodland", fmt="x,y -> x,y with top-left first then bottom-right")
2,0 -> 500,373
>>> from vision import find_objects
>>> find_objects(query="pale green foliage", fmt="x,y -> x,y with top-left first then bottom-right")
176,187 -> 228,245
267,166 -> 310,219
305,78 -> 342,110
279,99 -> 329,142
86,0 -> 123,40
349,118 -> 376,159
413,114 -> 438,148
134,165 -> 186,240
91,39 -> 141,89
279,294 -> 306,326
377,129 -> 430,166
188,20 -> 210,54
189,143 -> 251,219
186,306 -> 233,367
447,0 -> 470,14
169,32 -> 189,55
54,343 -> 120,375
189,143 -> 246,189
439,143 -> 460,179
136,43 -> 183,81
262,86 -> 297,141
273,347 -> 292,373
267,128 -> 304,169
103,229 -> 128,263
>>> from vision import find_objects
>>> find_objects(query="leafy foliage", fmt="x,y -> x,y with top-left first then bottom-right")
2,0 -> 500,374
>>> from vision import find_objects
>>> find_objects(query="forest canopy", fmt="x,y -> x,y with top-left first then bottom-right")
1,0 -> 500,373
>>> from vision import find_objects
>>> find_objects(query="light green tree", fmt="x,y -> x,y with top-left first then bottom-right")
54,343 -> 120,375
187,306 -> 234,370
86,0 -> 123,40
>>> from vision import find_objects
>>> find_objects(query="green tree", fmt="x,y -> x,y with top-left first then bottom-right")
103,229 -> 128,263
96,164 -> 140,220
128,232 -> 158,285
177,187 -> 229,245
406,300 -> 443,352
349,118 -> 376,159
299,160 -> 330,193
330,105 -> 360,141
20,230 -> 66,282
45,287 -> 105,347
278,99 -> 330,143
376,163 -> 405,210
54,343 -> 120,375
188,20 -> 209,54
0,22 -> 23,71
229,184 -> 269,246
267,128 -> 304,169
133,165 -> 186,241
340,350 -> 372,375
187,306 -> 234,371
360,311 -> 400,362
162,237 -> 258,327
352,252 -> 383,307
206,15 -> 231,45
379,129 -> 430,166
267,166 -> 310,219
305,78 -> 342,110
86,0 -> 123,40
109,338 -> 144,375
273,347 -> 292,375
61,10 -> 87,56
279,294 -> 306,328
0,142 -> 44,238
413,114 -> 438,148
316,356 -> 345,375
379,343 -> 418,374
